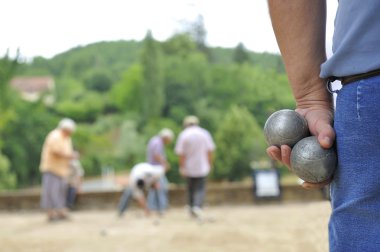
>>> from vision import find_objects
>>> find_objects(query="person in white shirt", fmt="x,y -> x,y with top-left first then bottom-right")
118,163 -> 165,217
175,116 -> 216,219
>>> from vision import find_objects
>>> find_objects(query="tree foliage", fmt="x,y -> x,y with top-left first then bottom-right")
0,152 -> 16,190
1,33 -> 293,188
2,101 -> 57,187
213,105 -> 267,181
0,54 -> 19,188
109,64 -> 143,112
83,69 -> 113,92
233,42 -> 251,64
140,31 -> 165,122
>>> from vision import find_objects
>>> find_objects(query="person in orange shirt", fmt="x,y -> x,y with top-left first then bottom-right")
40,118 -> 78,222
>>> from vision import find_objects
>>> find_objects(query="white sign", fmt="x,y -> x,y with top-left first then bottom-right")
255,170 -> 280,197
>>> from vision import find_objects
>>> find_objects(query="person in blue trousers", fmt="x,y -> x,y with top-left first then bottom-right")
146,128 -> 174,215
267,1 -> 380,251
118,163 -> 165,217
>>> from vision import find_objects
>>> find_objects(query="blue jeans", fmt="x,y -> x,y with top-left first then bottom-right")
147,176 -> 169,212
330,75 -> 380,251
118,187 -> 133,216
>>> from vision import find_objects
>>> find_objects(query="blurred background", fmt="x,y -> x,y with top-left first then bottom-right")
0,1 -> 337,251
0,0 -> 337,190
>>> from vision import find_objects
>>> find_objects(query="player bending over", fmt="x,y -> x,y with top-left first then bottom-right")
118,163 -> 165,217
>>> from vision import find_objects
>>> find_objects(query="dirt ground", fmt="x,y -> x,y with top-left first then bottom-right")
0,201 -> 331,252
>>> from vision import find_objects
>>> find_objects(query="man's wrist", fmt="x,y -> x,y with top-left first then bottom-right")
295,89 -> 333,111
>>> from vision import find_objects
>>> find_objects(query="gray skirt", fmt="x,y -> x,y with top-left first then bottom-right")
40,172 -> 67,209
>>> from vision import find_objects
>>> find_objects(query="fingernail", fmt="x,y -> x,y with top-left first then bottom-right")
323,137 -> 332,146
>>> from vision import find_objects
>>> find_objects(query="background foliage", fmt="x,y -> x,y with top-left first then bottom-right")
1,24 -> 294,189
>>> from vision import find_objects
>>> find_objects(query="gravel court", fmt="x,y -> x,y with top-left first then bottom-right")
0,201 -> 331,252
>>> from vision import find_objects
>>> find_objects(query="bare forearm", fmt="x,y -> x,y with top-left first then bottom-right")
52,149 -> 74,160
179,155 -> 185,168
136,197 -> 148,212
178,155 -> 186,177
153,154 -> 169,171
208,151 -> 214,169
268,0 -> 331,109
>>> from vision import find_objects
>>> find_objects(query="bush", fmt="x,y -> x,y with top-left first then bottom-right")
0,152 -> 16,190
213,105 -> 267,181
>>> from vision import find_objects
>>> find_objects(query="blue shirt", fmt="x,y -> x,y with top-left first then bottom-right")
320,0 -> 380,78
146,136 -> 165,165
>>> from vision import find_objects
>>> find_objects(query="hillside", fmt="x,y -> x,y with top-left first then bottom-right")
2,34 -> 293,188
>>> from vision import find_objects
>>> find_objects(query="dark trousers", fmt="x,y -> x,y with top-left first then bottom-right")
186,177 -> 206,208
66,186 -> 77,209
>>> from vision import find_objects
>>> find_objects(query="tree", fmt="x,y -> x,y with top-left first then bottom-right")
213,105 -> 267,181
73,122 -> 115,176
233,42 -> 251,64
0,52 -> 18,132
163,52 -> 211,123
162,33 -> 197,58
109,64 -> 143,112
140,31 -> 165,122
115,120 -> 146,166
54,77 -> 85,102
83,69 -> 113,92
0,152 -> 16,190
189,15 -> 212,60
0,53 -> 19,189
55,91 -> 105,122
2,100 -> 57,187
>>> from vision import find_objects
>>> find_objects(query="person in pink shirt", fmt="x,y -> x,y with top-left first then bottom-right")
175,116 -> 215,219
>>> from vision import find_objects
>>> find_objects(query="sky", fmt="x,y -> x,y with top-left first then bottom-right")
0,0 -> 338,60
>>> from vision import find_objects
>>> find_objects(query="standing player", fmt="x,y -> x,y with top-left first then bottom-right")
146,128 -> 174,214
175,116 -> 215,219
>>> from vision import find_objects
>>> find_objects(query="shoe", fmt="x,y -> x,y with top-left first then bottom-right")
118,211 -> 124,218
48,216 -> 60,223
185,205 -> 195,218
57,214 -> 70,221
191,207 -> 203,221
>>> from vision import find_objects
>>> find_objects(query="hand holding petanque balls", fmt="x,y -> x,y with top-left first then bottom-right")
264,109 -> 337,184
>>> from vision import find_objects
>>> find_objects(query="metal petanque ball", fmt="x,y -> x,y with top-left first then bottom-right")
264,109 -> 309,147
290,136 -> 337,183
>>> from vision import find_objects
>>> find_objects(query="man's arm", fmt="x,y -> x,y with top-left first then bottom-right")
178,154 -> 186,177
135,196 -> 150,216
153,153 -> 170,171
267,0 -> 335,189
46,133 -> 77,160
207,151 -> 214,171
268,0 -> 328,103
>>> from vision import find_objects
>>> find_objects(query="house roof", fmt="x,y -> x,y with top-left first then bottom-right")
10,76 -> 55,93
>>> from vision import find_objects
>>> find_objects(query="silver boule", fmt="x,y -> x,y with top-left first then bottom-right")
290,136 -> 337,183
264,109 -> 309,147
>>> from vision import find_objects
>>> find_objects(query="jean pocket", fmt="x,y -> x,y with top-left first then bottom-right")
355,78 -> 380,122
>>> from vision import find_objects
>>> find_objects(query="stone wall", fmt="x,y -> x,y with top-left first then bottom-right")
0,183 -> 328,211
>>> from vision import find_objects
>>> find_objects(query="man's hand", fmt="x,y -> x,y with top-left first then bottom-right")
266,106 -> 335,189
179,167 -> 186,178
72,151 -> 80,160
164,161 -> 171,172
144,208 -> 151,217
152,182 -> 160,190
